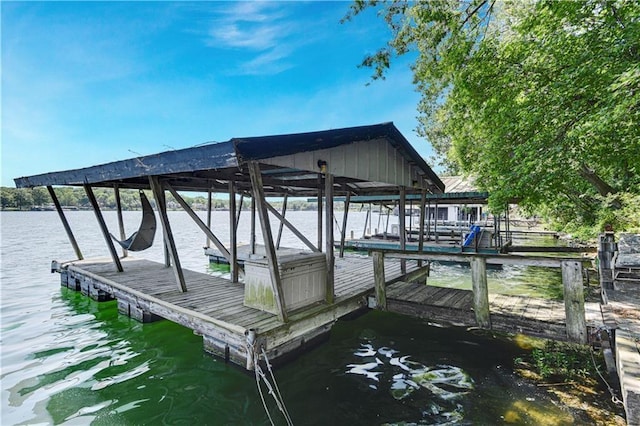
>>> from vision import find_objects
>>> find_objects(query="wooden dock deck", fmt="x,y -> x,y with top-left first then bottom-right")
381,281 -> 604,341
58,255 -> 422,369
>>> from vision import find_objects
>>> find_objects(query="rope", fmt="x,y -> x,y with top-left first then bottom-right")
248,335 -> 294,426
262,347 -> 294,426
255,358 -> 276,426
589,344 -> 623,406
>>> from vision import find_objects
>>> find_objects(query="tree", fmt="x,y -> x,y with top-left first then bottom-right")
31,187 -> 50,206
1,188 -> 16,209
345,0 -> 640,231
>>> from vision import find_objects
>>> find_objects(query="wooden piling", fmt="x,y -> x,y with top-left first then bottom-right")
561,260 -> 587,344
470,256 -> 491,329
373,251 -> 386,310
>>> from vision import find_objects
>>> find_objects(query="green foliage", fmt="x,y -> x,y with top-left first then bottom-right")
346,0 -> 640,231
530,341 -> 596,381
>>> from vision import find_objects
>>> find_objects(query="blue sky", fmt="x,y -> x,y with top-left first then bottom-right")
2,1 -> 435,187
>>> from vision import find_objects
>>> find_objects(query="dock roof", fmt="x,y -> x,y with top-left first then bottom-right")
14,122 -> 444,196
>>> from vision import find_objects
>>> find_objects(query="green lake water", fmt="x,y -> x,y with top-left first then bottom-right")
0,211 -> 614,424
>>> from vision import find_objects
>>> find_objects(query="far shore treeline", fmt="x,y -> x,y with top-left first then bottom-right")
0,186 -> 318,212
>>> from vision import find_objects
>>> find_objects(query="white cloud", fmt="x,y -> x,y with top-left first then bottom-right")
203,2 -> 317,75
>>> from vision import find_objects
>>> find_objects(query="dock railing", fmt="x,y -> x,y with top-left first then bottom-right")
371,249 -> 590,344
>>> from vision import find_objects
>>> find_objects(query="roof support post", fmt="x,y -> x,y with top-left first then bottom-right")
149,177 -> 187,292
250,196 -> 256,255
83,184 -> 123,272
114,185 -> 128,258
235,194 -> 244,234
276,193 -> 288,249
399,186 -> 406,274
248,161 -> 288,322
325,172 -> 335,304
317,173 -> 323,252
339,191 -> 350,258
164,183 -> 234,266
47,186 -> 83,260
427,200 -> 431,242
205,188 -> 212,248
229,181 -> 239,283
418,186 -> 427,267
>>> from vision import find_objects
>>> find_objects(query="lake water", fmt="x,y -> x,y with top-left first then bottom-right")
0,210 -> 600,424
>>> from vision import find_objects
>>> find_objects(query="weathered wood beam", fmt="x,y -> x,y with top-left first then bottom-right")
164,184 -> 233,265
149,177 -> 187,292
339,192 -> 350,258
248,162 -> 288,322
471,257 -> 491,329
561,260 -> 587,344
83,184 -> 123,272
47,186 -> 84,260
229,181 -> 239,283
114,185 -> 128,258
325,172 -> 335,304
264,202 -> 320,253
276,193 -> 288,249
375,250 -> 585,268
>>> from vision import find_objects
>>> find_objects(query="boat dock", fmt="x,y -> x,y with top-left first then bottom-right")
57,255 -> 424,368
599,233 -> 640,423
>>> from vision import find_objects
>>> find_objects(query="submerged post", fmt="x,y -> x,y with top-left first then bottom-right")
149,177 -> 187,292
471,256 -> 491,329
84,184 -> 123,272
373,251 -> 386,310
562,260 -> 587,344
47,186 -> 84,260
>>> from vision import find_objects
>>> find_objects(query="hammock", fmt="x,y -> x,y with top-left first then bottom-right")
110,190 -> 156,251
